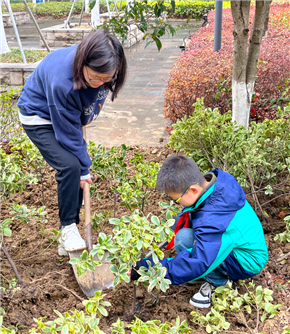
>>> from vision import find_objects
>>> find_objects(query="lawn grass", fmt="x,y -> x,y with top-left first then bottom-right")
0,48 -> 50,63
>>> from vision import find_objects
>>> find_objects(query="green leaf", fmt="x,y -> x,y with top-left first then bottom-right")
98,306 -> 108,317
3,228 -> 12,237
69,258 -> 80,265
124,231 -> 132,243
153,37 -> 162,51
151,216 -> 160,226
61,325 -> 69,334
81,250 -> 88,260
110,264 -> 119,274
206,324 -> 212,333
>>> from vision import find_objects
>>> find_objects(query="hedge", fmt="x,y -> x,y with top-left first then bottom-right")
163,2 -> 290,132
3,1 -> 84,18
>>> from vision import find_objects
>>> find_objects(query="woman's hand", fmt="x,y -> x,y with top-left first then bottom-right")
80,178 -> 92,189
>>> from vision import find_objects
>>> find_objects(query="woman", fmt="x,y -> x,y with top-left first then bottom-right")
18,29 -> 127,256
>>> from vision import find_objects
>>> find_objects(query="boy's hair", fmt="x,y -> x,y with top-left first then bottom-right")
156,155 -> 206,193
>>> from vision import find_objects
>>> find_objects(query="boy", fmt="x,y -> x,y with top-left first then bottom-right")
131,155 -> 268,308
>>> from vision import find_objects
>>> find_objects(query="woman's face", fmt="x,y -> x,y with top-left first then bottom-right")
83,66 -> 115,88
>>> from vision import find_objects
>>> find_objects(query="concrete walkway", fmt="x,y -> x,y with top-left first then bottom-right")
5,19 -> 200,147
88,20 -> 200,147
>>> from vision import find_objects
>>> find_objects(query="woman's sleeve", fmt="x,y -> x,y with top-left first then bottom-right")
48,87 -> 91,176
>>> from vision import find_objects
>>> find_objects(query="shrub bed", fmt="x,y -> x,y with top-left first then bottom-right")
163,3 -> 290,132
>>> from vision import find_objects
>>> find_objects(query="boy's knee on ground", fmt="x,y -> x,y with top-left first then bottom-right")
174,228 -> 195,253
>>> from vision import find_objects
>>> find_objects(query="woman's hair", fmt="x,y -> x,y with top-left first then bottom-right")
73,29 -> 127,101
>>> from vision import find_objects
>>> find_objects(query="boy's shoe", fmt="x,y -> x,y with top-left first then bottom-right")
189,282 -> 215,308
59,223 -> 86,254
189,280 -> 236,309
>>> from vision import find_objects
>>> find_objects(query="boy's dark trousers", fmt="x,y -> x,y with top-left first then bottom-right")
23,124 -> 83,227
172,214 -> 229,287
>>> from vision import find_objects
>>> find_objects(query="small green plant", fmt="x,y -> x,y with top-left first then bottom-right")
191,281 -> 282,334
117,158 -> 160,213
10,203 -> 47,224
0,219 -> 12,239
0,277 -> 20,296
72,201 -> 178,293
69,250 -> 102,277
30,291 -> 111,333
88,142 -> 129,216
30,311 -> 104,334
91,211 -> 111,231
137,260 -> 171,292
274,215 -> 290,243
82,291 -> 111,317
127,316 -> 193,333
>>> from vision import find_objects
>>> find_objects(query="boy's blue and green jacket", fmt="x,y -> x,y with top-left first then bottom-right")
139,169 -> 268,285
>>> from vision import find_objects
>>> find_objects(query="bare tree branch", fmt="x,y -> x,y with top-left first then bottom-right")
1,237 -> 23,285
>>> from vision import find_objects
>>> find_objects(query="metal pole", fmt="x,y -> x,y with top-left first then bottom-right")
4,0 -> 26,63
78,0 -> 85,26
214,0 -> 223,52
22,0 -> 51,52
106,0 -> 111,19
64,0 -> 77,29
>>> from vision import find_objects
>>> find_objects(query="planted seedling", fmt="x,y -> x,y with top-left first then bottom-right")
191,280 -> 282,334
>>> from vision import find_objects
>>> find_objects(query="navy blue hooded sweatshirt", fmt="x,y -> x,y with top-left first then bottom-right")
18,45 -> 108,176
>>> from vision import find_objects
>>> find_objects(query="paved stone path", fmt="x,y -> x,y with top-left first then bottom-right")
88,21 -> 200,147
5,19 -> 200,147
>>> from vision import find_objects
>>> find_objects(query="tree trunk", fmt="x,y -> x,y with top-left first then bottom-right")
0,7 -> 10,54
91,0 -> 100,27
231,0 -> 271,128
85,0 -> 90,13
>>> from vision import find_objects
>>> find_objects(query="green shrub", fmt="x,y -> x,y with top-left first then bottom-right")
164,3 -> 290,131
0,86 -> 22,142
3,1 -> 83,18
168,98 -> 290,188
90,0 -> 217,18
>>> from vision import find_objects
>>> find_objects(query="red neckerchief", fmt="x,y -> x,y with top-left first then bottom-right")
164,211 -> 191,250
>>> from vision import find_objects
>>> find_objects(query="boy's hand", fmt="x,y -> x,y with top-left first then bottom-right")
129,263 -> 141,281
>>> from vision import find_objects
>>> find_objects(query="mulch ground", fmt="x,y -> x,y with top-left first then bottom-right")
1,146 -> 290,333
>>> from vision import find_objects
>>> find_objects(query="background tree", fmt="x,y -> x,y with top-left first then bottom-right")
231,0 -> 272,128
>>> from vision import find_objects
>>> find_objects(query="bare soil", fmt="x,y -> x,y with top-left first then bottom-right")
1,146 -> 290,333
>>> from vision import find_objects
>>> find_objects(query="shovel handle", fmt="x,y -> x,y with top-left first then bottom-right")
145,240 -> 168,258
82,127 -> 93,253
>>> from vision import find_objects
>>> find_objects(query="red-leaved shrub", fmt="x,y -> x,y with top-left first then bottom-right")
164,3 -> 290,132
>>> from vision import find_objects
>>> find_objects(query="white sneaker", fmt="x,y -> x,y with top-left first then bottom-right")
58,244 -> 69,256
59,223 -> 86,253
189,280 -> 236,309
190,282 -> 215,308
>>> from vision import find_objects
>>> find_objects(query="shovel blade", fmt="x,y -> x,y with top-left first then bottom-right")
69,250 -> 114,297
